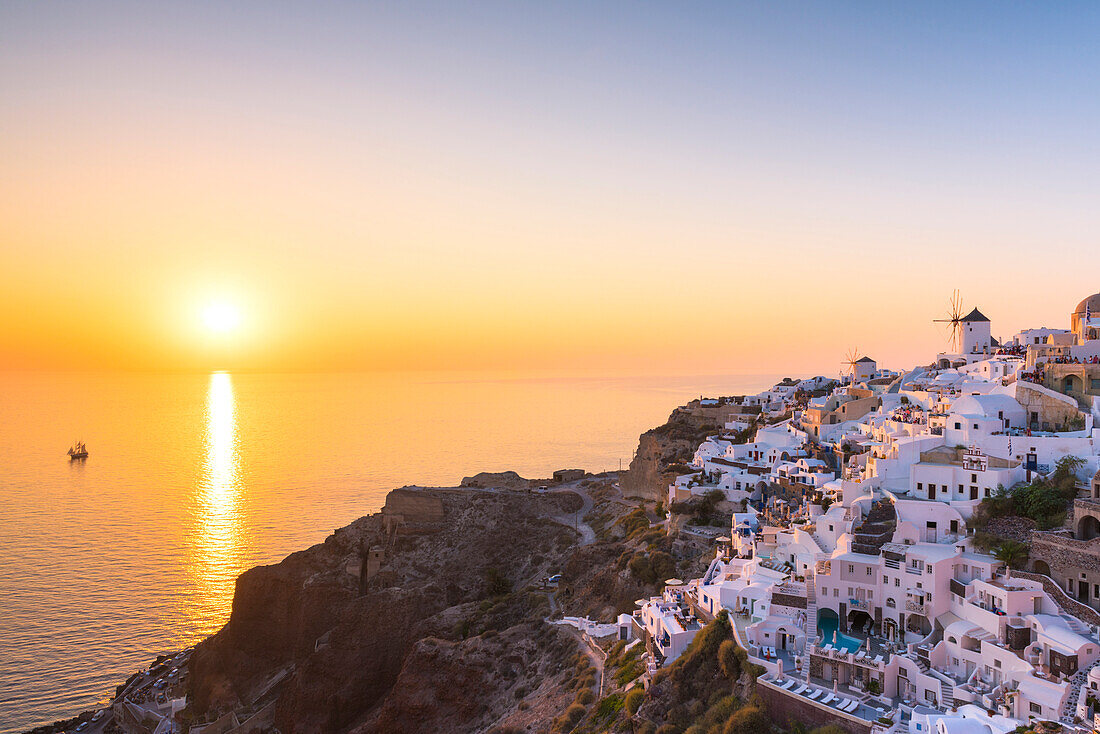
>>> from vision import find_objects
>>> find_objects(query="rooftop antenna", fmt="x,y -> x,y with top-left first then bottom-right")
933,289 -> 965,353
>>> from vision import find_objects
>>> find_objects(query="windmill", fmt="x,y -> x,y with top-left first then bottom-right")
933,290 -> 965,353
841,347 -> 862,380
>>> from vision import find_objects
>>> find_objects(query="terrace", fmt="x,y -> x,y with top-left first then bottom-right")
760,673 -> 898,726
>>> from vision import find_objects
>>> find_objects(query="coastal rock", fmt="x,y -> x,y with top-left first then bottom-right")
460,471 -> 529,489
622,408 -> 719,502
351,622 -> 576,734
188,487 -> 582,733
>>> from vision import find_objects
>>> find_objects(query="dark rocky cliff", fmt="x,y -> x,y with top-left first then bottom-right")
188,488 -> 581,733
620,407 -> 719,502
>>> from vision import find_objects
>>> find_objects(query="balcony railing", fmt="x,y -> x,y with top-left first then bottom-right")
905,599 -> 927,614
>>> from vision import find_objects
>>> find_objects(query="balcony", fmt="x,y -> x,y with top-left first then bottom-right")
905,599 -> 927,615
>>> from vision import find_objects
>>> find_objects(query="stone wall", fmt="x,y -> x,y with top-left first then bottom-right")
1017,381 -> 1084,428
381,488 -> 445,533
757,680 -> 873,734
1013,569 -> 1100,626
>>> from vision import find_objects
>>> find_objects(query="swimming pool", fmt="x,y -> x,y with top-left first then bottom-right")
816,613 -> 863,653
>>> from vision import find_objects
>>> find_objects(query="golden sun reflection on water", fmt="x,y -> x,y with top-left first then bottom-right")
185,372 -> 247,634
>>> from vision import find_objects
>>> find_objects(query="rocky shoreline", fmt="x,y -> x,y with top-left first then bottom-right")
28,409 -> 700,734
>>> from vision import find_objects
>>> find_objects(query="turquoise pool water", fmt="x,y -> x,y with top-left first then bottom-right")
816,614 -> 863,652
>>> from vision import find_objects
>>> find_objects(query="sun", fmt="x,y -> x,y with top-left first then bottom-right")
201,301 -> 242,334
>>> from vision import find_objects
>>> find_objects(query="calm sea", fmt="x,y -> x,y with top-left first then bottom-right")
0,370 -> 779,732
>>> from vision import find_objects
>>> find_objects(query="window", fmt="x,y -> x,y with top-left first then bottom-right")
867,567 -> 873,576
971,473 -> 978,483
895,579 -> 900,587
917,482 -> 923,491
849,565 -> 855,573
834,588 -> 839,597
883,576 -> 888,584
954,422 -> 961,430
1030,703 -> 1042,714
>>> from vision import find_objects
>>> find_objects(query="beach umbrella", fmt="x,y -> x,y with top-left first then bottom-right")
834,678 -> 839,693
777,658 -> 784,677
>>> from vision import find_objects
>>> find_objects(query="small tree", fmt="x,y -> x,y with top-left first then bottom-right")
994,541 -> 1028,576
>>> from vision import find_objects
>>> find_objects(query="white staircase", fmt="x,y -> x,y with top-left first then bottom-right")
938,677 -> 955,710
806,573 -> 818,640
1062,613 -> 1090,635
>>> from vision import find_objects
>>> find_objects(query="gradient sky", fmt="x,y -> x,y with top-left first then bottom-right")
3,2 -> 1099,375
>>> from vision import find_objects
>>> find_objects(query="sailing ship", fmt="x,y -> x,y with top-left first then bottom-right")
67,440 -> 89,460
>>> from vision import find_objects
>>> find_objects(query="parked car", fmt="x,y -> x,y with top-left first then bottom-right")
547,574 -> 562,584
91,711 -> 104,722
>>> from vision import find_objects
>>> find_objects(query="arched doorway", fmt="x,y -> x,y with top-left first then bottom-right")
1033,560 -> 1052,577
905,614 -> 932,640
1078,515 -> 1100,541
818,608 -> 840,642
848,609 -> 873,636
1065,375 -> 1083,394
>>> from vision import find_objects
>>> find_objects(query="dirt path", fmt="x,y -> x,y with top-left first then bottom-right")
549,485 -> 596,545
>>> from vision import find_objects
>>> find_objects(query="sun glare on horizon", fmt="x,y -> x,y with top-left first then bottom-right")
201,302 -> 242,335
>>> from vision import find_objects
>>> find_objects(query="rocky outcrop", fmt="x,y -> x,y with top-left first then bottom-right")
621,408 -> 719,502
351,622 -> 576,734
460,471 -> 530,489
188,486 -> 583,733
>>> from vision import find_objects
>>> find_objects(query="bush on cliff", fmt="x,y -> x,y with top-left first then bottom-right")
722,705 -> 768,734
640,611 -> 762,732
628,551 -> 676,585
484,567 -> 512,597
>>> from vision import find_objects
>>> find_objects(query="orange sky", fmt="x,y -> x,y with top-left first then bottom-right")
3,3 -> 1099,375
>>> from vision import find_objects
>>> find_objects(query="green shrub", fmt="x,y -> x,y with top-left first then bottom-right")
717,640 -> 740,680
564,702 -> 586,724
484,568 -> 512,597
575,688 -> 595,704
625,687 -> 645,714
723,706 -> 768,734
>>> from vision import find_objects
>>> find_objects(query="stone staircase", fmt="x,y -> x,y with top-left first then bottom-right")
1060,658 -> 1100,724
850,499 -> 897,556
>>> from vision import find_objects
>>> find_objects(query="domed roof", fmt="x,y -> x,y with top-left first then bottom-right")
1074,293 -> 1100,315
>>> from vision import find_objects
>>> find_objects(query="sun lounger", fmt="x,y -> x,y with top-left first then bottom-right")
808,689 -> 824,700
792,684 -> 807,695
873,655 -> 884,664
780,678 -> 797,689
842,699 -> 860,712
820,693 -> 836,705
